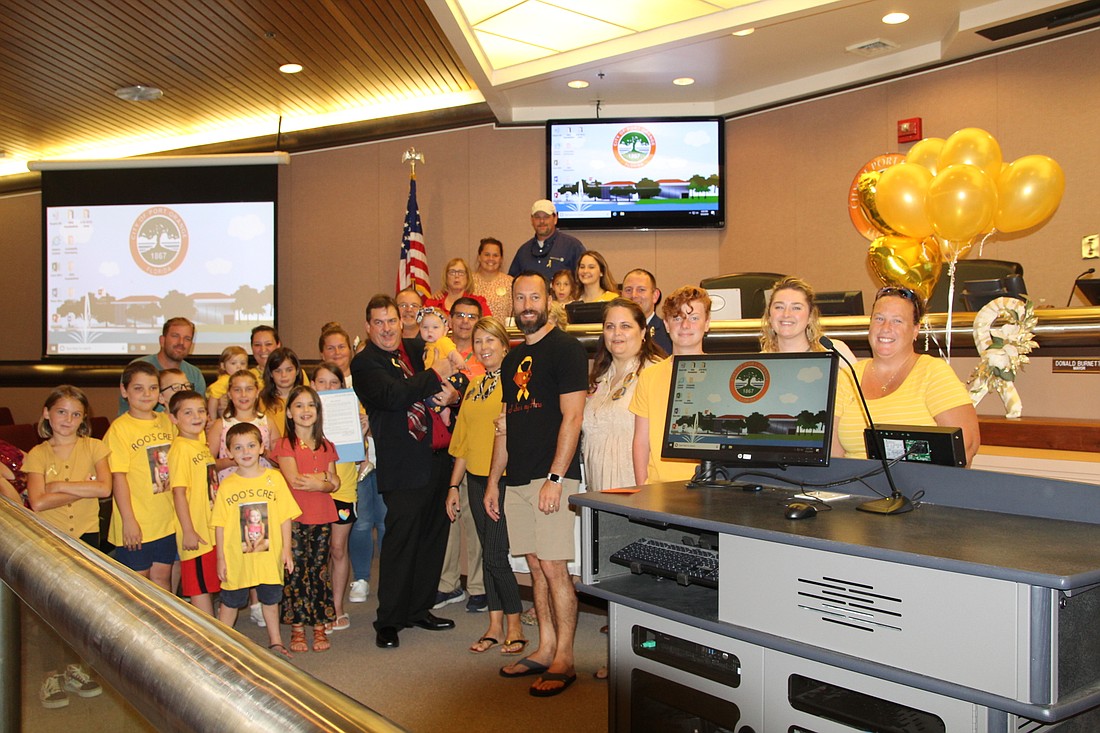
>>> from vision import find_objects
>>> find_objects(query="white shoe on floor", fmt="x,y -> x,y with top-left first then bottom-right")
249,602 -> 267,627
63,664 -> 102,698
39,672 -> 68,709
349,579 -> 369,603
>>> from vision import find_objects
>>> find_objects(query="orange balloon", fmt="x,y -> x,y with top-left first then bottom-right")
994,155 -> 1066,232
905,137 -> 945,176
875,162 -> 934,239
868,234 -> 943,302
848,154 -> 906,240
927,164 -> 998,243
939,128 -> 1003,180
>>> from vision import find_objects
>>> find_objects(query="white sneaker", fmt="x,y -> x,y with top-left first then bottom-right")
349,579 -> 369,603
39,672 -> 68,709
249,602 -> 267,627
63,664 -> 102,698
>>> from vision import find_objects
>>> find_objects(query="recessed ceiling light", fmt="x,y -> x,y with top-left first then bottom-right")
567,79 -> 589,89
114,85 -> 163,102
672,77 -> 695,86
882,12 -> 909,25
732,28 -> 755,36
279,63 -> 303,74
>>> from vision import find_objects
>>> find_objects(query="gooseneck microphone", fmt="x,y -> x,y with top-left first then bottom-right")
820,336 -> 913,515
1066,268 -> 1096,308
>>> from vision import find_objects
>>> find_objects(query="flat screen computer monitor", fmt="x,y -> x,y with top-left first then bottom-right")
661,352 -> 839,470
816,291 -> 865,316
1075,278 -> 1100,306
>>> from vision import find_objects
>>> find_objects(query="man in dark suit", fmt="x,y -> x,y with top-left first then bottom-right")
351,293 -> 459,649
622,268 -> 672,355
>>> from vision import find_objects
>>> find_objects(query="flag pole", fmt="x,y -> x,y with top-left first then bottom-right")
398,148 -> 430,297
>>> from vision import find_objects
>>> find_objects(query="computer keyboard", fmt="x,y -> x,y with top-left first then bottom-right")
610,537 -> 720,588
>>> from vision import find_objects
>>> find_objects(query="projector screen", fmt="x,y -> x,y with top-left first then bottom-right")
41,163 -> 278,358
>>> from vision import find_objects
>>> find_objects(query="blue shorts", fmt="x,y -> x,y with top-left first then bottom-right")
112,534 -> 177,572
220,584 -> 283,609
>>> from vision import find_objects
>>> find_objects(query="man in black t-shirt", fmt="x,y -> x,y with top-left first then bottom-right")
486,272 -> 587,697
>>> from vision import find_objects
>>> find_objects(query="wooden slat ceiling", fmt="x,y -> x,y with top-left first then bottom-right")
0,0 -> 481,161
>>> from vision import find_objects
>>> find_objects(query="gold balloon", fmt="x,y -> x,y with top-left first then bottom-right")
848,154 -> 906,241
994,154 -> 1066,233
905,137 -> 945,176
875,162 -> 934,239
936,236 -> 972,264
868,234 -> 943,302
938,128 -> 1003,179
927,163 -> 998,243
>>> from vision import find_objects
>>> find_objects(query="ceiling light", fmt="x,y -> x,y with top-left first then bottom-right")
279,63 -> 303,74
732,28 -> 755,36
567,79 -> 589,89
672,77 -> 694,86
882,12 -> 909,25
114,85 -> 163,102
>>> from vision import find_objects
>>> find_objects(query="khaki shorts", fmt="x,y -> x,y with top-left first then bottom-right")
504,477 -> 579,561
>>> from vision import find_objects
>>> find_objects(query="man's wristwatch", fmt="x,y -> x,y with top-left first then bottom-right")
546,472 -> 563,485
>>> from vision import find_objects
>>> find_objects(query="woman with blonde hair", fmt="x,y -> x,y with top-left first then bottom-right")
427,257 -> 490,315
760,276 -> 856,364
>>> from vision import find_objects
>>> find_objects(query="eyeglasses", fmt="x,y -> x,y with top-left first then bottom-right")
447,269 -> 467,277
452,312 -> 478,320
160,382 -> 193,394
611,372 -> 638,401
397,303 -> 421,310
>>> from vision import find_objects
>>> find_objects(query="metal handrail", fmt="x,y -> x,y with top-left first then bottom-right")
0,497 -> 404,732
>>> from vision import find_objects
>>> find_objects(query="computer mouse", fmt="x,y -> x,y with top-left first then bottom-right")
785,502 -> 818,520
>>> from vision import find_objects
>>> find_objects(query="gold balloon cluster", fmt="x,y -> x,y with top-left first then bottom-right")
852,128 -> 1065,301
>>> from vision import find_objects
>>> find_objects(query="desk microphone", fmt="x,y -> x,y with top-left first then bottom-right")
820,336 -> 913,515
1066,268 -> 1096,307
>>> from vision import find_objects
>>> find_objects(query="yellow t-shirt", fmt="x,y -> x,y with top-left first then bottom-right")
106,412 -> 177,545
168,435 -> 217,561
22,437 -> 109,538
333,461 -> 358,504
834,354 -> 972,459
423,335 -> 457,369
449,372 -> 503,477
205,374 -> 231,400
211,469 -> 301,590
629,356 -> 698,484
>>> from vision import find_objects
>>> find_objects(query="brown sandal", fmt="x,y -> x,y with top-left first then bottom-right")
289,626 -> 308,653
312,625 -> 331,652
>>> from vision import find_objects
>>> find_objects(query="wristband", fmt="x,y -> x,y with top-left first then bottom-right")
448,485 -> 461,491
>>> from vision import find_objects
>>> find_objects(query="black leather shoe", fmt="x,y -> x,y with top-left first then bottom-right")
410,612 -> 455,631
376,626 -> 400,648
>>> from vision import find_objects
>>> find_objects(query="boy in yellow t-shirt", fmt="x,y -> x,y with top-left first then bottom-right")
212,422 -> 300,657
106,361 -> 178,591
168,390 -> 219,616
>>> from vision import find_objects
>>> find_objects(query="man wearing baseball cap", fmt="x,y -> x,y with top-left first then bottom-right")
507,199 -> 586,279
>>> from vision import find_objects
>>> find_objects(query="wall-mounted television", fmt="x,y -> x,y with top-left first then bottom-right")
661,352 -> 838,470
39,160 -> 279,359
546,117 -> 724,230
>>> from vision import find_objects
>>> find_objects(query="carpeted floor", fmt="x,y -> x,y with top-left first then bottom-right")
230,582 -> 611,732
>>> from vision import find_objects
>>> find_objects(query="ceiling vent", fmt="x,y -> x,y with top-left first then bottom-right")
845,38 -> 900,57
977,0 -> 1100,41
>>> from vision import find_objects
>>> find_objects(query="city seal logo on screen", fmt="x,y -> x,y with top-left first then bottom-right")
730,362 -> 769,403
612,126 -> 656,169
130,207 -> 188,276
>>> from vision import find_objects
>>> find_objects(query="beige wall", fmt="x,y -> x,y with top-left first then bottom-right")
2,29 -> 1099,423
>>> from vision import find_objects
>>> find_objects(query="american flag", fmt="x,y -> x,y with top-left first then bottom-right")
397,177 -> 431,297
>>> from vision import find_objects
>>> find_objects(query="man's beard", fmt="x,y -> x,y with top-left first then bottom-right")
516,307 -> 548,335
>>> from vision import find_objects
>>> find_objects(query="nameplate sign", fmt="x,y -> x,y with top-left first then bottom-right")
1053,358 -> 1100,374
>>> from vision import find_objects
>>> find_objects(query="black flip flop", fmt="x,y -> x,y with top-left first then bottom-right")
529,672 -> 577,697
500,657 -> 549,678
469,636 -> 499,653
500,638 -> 529,655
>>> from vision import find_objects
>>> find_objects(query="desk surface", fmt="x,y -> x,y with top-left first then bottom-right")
573,481 -> 1100,590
